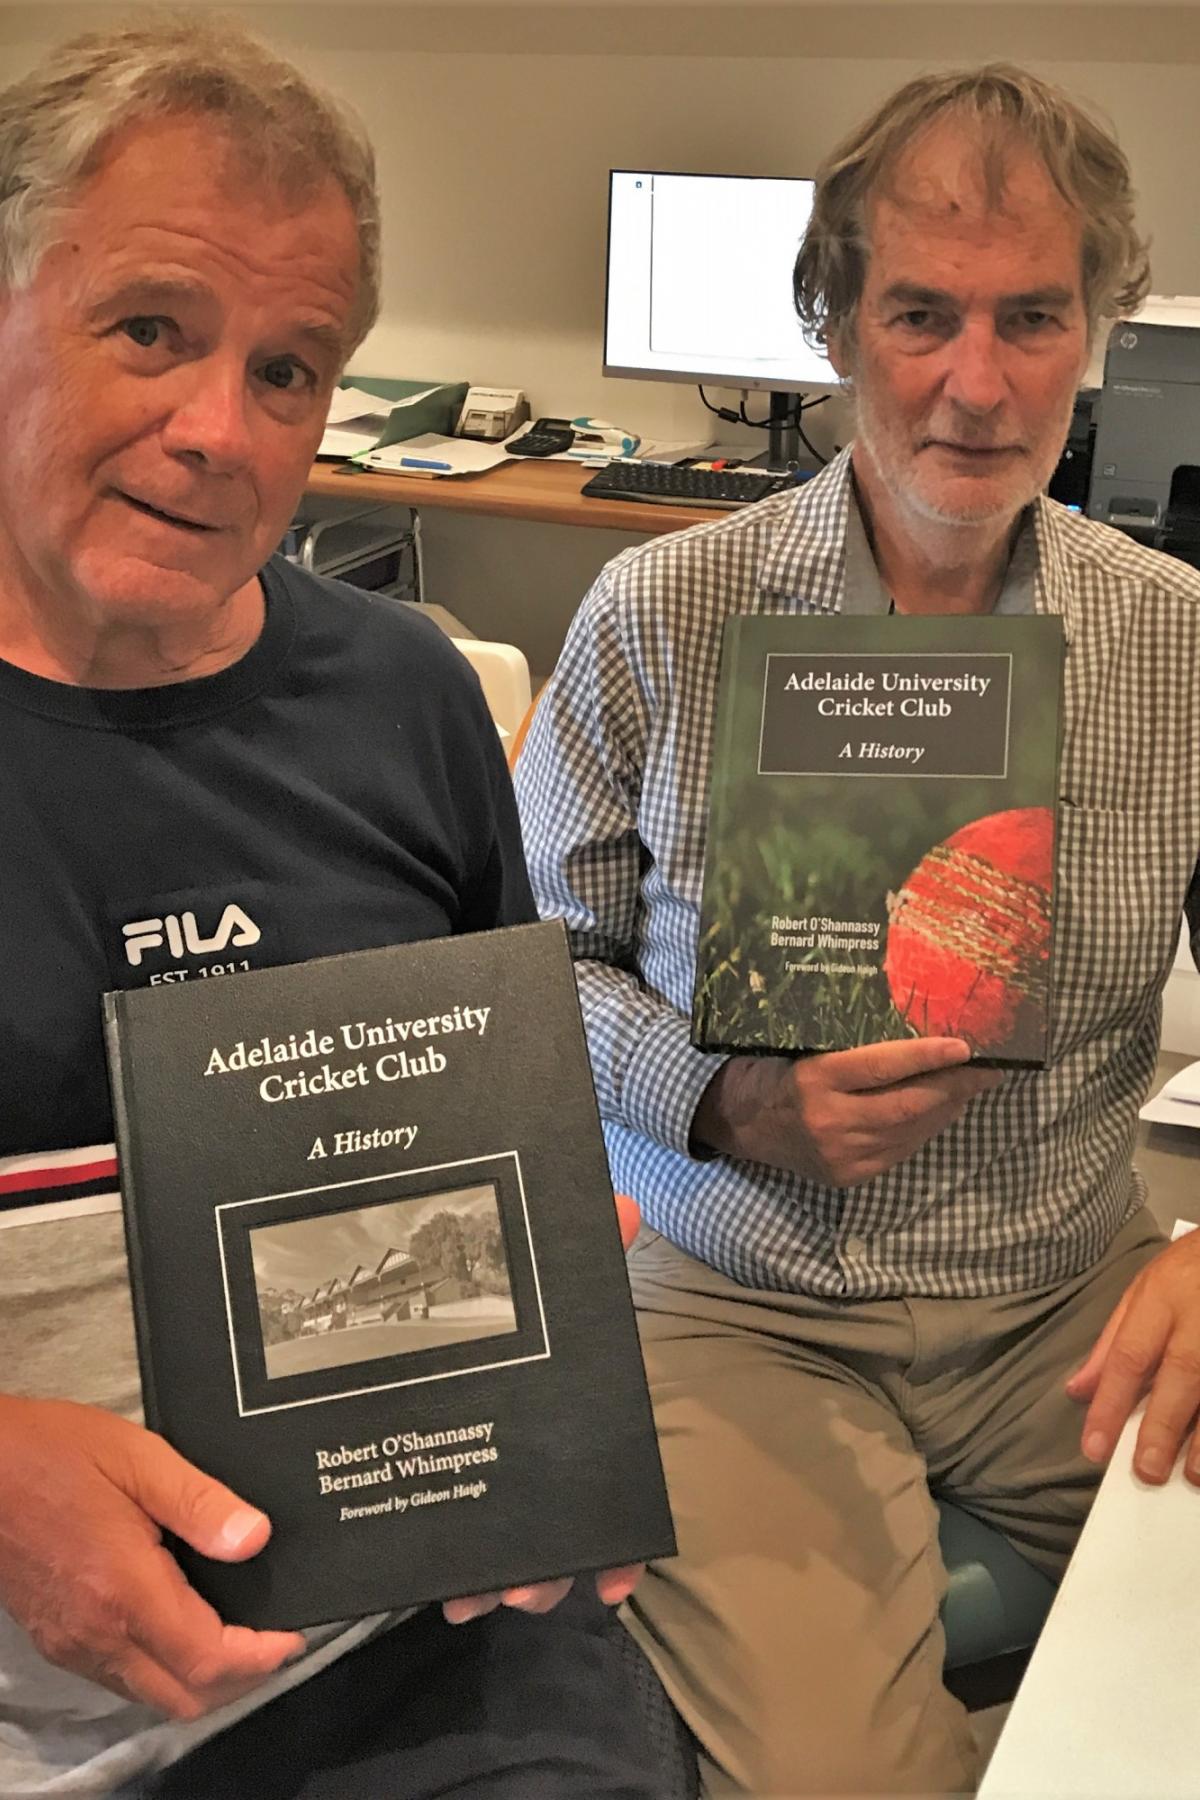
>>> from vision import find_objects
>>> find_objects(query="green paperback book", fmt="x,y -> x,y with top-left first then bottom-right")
691,613 -> 1065,1068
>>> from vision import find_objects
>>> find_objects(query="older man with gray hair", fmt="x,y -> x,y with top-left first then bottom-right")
0,17 -> 659,1800
517,65 -> 1200,1796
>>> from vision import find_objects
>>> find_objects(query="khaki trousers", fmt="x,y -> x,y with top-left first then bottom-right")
623,1207 -> 1165,1800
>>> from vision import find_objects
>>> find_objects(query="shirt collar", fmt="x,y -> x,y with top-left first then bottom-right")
1029,493 -> 1082,643
841,501 -> 1038,618
757,445 -> 1076,640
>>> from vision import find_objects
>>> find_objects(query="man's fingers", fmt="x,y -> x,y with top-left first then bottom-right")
1131,1343 -> 1200,1483
47,1545 -> 301,1720
1186,1431 -> 1200,1488
614,1193 -> 640,1252
501,1576 -> 573,1615
1065,1294 -> 1130,1403
106,1639 -> 290,1722
821,1037 -> 974,1094
506,1566 -> 645,1611
90,1643 -> 213,1721
595,1563 -> 643,1606
824,1075 -> 1000,1166
867,1069 -> 1000,1132
443,1592 -> 502,1624
1080,1312 -> 1169,1465
125,1543 -> 302,1699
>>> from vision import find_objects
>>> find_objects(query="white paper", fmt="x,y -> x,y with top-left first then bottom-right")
383,385 -> 442,410
318,386 -> 447,459
318,424 -> 384,458
1140,1094 -> 1200,1128
318,387 -> 393,458
360,433 -> 516,477
1139,1058 -> 1200,1126
542,436 -> 714,467
323,385 -> 392,426
637,438 -> 717,463
1160,1060 -> 1200,1103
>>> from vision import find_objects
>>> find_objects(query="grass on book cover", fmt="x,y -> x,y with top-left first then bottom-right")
695,800 -> 1053,1059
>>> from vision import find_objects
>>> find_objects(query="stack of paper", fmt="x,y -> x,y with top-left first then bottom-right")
358,433 -> 716,478
318,384 -> 463,460
317,386 -> 398,460
359,432 -> 518,478
1139,1058 -> 1200,1127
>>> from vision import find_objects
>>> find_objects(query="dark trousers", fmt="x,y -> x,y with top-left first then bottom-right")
132,1592 -> 660,1799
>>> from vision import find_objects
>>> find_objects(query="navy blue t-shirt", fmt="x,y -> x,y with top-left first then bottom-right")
0,558 -> 534,1155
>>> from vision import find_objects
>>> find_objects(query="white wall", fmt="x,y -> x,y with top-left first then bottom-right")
6,2 -> 1200,665
3,2 -> 1195,1033
1164,928 -> 1200,1058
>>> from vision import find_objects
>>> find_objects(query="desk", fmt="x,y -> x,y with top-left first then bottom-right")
306,457 -> 724,535
979,1053 -> 1200,1800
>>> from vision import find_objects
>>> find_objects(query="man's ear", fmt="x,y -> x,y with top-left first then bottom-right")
825,324 -> 852,384
1077,321 -> 1101,389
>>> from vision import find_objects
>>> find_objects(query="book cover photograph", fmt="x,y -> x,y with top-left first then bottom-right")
104,922 -> 675,1630
692,614 -> 1065,1068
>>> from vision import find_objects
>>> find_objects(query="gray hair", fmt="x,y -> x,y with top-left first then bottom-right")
794,63 -> 1151,355
0,11 -> 380,353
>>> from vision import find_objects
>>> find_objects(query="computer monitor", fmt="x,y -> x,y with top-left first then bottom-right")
603,170 -> 838,403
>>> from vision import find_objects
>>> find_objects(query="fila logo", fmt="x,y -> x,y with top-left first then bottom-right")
122,905 -> 261,968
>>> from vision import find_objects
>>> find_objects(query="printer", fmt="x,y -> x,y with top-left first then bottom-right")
1048,386 -> 1099,512
1087,297 -> 1200,567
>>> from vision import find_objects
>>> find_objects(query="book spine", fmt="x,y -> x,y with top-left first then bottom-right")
693,620 -> 745,1051
102,993 -> 163,1434
1044,633 -> 1068,1056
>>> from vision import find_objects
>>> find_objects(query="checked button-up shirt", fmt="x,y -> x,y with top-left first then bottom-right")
515,450 -> 1200,1299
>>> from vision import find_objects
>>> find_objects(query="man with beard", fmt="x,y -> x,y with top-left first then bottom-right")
517,64 -> 1200,1797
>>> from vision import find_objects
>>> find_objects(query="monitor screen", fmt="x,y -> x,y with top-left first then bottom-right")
604,171 -> 837,395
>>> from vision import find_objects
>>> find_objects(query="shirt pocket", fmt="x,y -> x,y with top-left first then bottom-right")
1051,804 -> 1190,1056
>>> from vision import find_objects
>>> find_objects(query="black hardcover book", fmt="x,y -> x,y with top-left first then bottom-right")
104,921 -> 674,1630
692,614 -> 1065,1068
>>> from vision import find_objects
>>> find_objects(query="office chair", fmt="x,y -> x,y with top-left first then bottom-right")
451,638 -> 532,750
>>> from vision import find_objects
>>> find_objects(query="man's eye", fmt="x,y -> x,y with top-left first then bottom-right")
122,316 -> 165,348
896,309 -> 951,333
261,359 -> 312,393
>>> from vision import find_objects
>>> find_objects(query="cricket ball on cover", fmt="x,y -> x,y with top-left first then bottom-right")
884,807 -> 1054,1054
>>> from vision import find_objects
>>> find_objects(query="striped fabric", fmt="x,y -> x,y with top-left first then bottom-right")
515,449 -> 1200,1300
0,1143 -> 119,1228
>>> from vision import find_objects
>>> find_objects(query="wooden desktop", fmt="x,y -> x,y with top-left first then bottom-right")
306,455 -> 725,535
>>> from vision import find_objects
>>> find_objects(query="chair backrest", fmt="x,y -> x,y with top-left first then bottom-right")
507,682 -> 546,773
450,638 -> 532,750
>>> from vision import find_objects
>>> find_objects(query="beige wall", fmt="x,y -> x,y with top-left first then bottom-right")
6,2 -> 1200,669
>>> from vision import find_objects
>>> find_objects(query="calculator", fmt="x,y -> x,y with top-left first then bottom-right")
506,418 -> 576,458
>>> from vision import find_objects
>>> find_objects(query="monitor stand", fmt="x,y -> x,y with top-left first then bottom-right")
745,391 -> 800,471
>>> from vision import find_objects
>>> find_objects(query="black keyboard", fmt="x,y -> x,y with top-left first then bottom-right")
580,461 -> 795,510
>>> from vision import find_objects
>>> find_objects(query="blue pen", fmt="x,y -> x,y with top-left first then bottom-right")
398,455 -> 452,472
